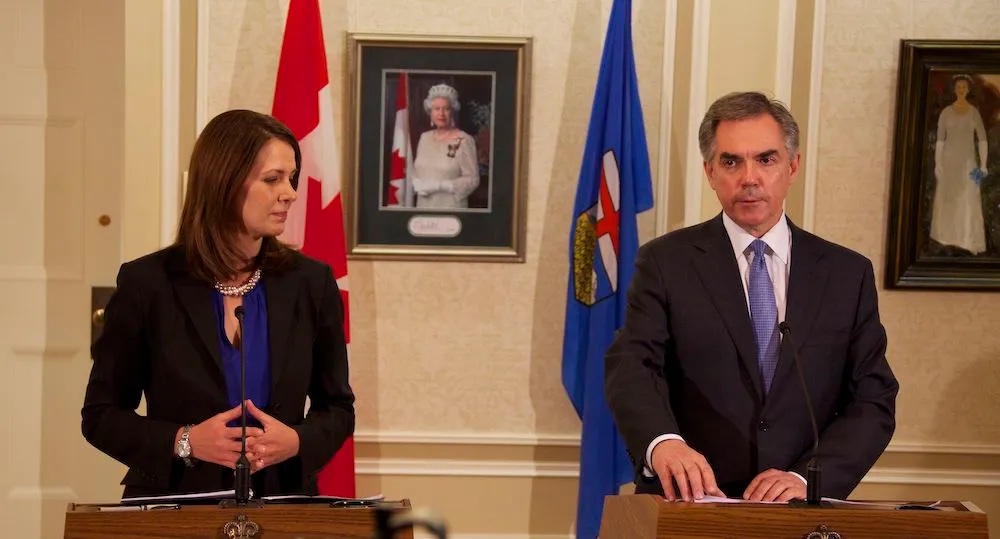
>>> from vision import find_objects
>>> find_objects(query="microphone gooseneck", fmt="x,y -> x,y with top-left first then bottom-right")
779,321 -> 822,506
233,305 -> 251,505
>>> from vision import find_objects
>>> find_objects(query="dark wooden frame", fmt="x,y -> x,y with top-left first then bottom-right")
344,34 -> 531,262
885,39 -> 1000,289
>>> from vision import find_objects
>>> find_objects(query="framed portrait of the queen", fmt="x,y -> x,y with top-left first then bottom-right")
345,34 -> 531,262
886,40 -> 1000,289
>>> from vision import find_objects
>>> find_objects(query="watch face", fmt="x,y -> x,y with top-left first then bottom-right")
177,440 -> 191,458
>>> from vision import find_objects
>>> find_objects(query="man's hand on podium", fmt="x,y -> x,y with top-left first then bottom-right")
743,469 -> 806,503
650,439 -> 725,502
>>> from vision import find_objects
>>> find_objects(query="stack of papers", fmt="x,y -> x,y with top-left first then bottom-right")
119,490 -> 385,505
691,496 -> 942,509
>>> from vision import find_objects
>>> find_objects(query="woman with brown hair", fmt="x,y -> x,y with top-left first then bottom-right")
82,109 -> 354,498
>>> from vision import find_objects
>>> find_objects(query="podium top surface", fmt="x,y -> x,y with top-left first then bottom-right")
652,498 -> 981,512
67,498 -> 411,513
600,495 -> 989,539
64,499 -> 414,539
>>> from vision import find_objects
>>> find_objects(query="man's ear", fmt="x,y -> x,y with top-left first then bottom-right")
788,153 -> 801,180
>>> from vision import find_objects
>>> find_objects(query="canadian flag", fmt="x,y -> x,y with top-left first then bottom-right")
272,0 -> 355,497
387,72 -> 412,207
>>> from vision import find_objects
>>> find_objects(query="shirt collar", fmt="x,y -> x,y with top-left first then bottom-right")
721,211 -> 791,265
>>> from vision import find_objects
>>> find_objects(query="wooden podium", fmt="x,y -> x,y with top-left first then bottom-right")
64,500 -> 414,539
599,494 -> 988,538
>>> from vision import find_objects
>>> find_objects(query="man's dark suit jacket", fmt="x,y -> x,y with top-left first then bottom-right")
605,214 -> 898,498
82,244 -> 355,498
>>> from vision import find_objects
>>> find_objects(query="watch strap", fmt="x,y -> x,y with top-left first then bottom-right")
178,424 -> 194,467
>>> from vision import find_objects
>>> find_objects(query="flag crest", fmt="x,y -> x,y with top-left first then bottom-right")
573,150 -> 624,306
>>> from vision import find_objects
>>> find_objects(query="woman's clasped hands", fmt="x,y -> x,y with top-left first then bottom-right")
183,400 -> 300,473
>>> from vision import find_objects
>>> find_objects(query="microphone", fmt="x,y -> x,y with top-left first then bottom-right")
233,305 -> 251,505
778,321 -> 823,507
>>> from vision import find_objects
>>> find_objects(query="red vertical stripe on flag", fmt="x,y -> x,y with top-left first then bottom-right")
272,0 -> 355,497
388,73 -> 409,206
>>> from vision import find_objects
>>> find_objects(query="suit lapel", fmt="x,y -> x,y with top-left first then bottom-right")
768,221 -> 828,396
690,216 -> 763,401
169,254 -> 224,378
265,267 -> 299,394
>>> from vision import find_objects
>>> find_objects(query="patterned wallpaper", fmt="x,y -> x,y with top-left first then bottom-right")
204,0 -> 1000,448
818,0 -> 1000,443
206,0 -> 665,437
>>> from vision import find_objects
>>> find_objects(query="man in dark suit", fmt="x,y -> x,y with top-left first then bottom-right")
605,91 -> 898,503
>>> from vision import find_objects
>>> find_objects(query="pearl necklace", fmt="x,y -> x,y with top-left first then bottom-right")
214,268 -> 262,297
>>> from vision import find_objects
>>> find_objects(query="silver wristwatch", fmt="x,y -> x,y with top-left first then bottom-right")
176,424 -> 194,467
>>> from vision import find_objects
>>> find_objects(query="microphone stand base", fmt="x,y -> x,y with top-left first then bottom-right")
218,499 -> 265,509
788,499 -> 834,508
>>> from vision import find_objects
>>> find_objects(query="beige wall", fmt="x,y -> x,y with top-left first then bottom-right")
819,0 -> 1000,532
199,0 -> 1000,536
3,0 -> 1000,537
0,1 -> 164,536
201,2 -> 660,536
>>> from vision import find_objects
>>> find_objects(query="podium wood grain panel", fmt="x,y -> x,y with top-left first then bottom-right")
599,495 -> 988,538
65,502 -> 414,539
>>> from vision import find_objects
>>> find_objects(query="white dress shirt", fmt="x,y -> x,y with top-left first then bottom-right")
643,213 -> 805,488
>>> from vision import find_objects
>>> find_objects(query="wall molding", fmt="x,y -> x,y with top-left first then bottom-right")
0,265 -> 80,282
355,431 -> 1000,486
864,468 -> 1000,487
885,441 -> 1000,456
355,431 -> 1000,457
0,114 -> 81,127
683,0 -> 710,227
10,345 -> 81,361
161,0 -> 181,249
801,0 -> 826,232
654,0 -> 678,236
774,0 -> 796,105
354,431 -> 579,447
357,455 -> 1000,488
5,486 -> 78,501
357,458 -> 577,478
195,0 -> 210,136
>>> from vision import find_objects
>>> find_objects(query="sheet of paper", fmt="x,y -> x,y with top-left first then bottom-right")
261,493 -> 385,502
121,489 -> 249,504
692,496 -> 785,504
691,496 -> 943,509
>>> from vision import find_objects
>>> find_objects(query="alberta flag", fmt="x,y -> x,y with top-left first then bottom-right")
561,0 -> 654,537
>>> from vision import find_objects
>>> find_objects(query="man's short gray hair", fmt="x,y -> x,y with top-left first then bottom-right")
697,91 -> 800,162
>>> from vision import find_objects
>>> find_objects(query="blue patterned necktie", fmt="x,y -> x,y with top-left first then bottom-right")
748,239 -> 779,394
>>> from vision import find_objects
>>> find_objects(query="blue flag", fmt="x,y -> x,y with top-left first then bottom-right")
561,0 -> 654,537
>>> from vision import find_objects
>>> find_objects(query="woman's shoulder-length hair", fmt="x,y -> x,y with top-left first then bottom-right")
175,109 -> 302,283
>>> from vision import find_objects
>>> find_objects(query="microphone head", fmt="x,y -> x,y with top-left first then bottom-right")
234,306 -> 245,320
778,321 -> 790,334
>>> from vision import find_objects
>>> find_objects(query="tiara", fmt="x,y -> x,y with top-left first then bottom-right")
427,83 -> 459,103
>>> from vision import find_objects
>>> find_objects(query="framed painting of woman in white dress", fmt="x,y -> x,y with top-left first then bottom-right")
886,40 -> 1000,289
344,35 -> 530,262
